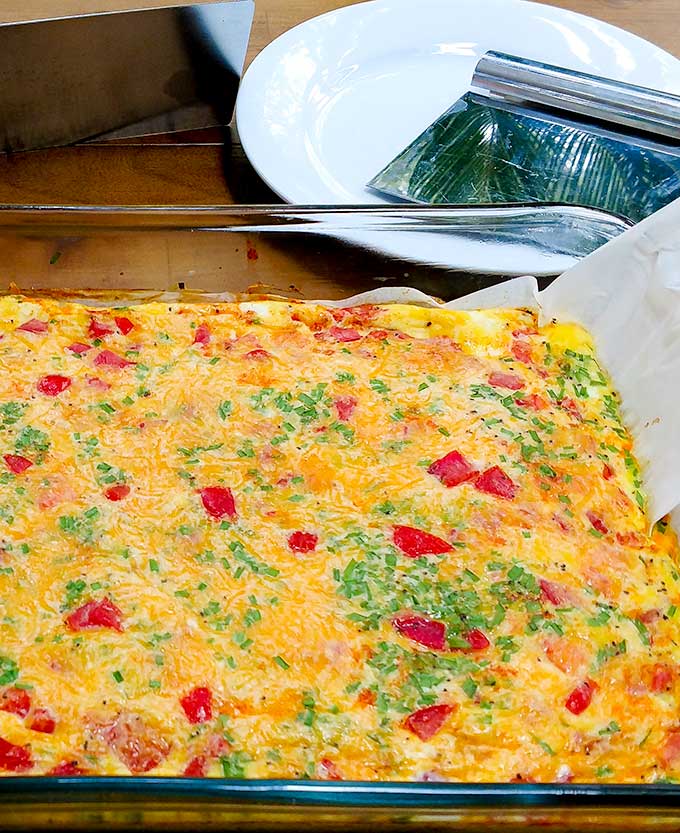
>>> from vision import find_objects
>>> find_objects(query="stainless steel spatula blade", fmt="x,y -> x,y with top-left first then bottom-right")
0,0 -> 254,153
369,52 -> 680,223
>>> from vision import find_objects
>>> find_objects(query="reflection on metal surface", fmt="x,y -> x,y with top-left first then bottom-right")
370,52 -> 680,223
0,204 -> 632,302
223,204 -> 631,275
472,52 -> 680,140
0,1 -> 254,152
229,203 -> 630,248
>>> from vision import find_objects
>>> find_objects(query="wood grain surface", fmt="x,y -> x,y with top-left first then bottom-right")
0,0 -> 677,206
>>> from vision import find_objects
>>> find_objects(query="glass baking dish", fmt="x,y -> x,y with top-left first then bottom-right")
0,203 -> 676,832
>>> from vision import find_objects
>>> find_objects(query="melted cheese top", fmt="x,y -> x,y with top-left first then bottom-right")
0,296 -> 678,782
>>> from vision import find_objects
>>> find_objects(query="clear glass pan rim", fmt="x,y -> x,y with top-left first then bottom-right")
1,777 -> 680,805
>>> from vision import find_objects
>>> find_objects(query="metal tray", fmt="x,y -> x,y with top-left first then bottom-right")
0,204 -> 676,832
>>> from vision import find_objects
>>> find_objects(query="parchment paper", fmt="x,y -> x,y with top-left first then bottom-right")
316,197 -> 680,525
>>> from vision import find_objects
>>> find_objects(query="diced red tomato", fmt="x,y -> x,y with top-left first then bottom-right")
462,628 -> 490,650
650,663 -> 675,693
565,680 -> 596,715
180,686 -> 213,724
30,708 -> 56,734
488,371 -> 523,390
0,737 -> 33,772
404,704 -> 454,741
205,734 -> 230,758
328,326 -> 361,342
104,712 -> 170,774
287,531 -> 318,553
94,350 -> 134,368
0,687 -> 31,718
393,525 -> 452,558
660,731 -> 680,767
334,396 -> 357,421
392,614 -> 446,651
105,484 -> 130,502
65,598 -> 123,632
114,316 -> 134,335
317,758 -> 342,780
183,733 -> 229,776
511,339 -> 532,363
540,579 -> 569,606
558,398 -> 582,421
193,323 -> 211,346
67,342 -> 91,354
37,374 -> 71,396
586,511 -> 608,535
48,760 -> 85,776
553,514 -> 572,533
474,466 -> 518,499
17,319 -> 48,334
615,530 -> 646,548
427,450 -> 477,488
602,463 -> 614,480
184,755 -> 208,777
515,394 -> 546,410
3,454 -> 33,474
199,486 -> 236,520
245,349 -> 271,359
88,317 -> 114,339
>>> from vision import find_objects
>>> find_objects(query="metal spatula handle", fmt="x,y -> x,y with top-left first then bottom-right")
471,51 -> 680,140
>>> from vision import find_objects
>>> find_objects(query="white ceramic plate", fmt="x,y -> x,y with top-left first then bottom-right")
236,0 -> 680,205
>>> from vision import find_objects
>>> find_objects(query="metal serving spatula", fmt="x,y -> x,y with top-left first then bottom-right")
0,0 -> 254,152
369,52 -> 680,223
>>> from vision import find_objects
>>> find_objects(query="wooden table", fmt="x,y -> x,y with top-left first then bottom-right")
0,0 -> 677,207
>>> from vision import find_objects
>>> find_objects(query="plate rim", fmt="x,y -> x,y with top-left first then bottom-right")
236,0 -> 680,204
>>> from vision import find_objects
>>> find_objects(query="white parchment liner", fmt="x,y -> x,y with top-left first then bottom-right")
316,197 -> 680,526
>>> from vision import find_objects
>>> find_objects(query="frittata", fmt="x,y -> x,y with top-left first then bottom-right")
0,295 -> 677,783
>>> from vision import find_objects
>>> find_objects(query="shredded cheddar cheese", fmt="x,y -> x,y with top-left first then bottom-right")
0,296 -> 677,782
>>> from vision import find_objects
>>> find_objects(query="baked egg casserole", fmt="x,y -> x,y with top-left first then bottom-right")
0,296 -> 677,783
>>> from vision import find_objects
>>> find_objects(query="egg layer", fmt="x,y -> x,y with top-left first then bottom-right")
0,296 -> 677,782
